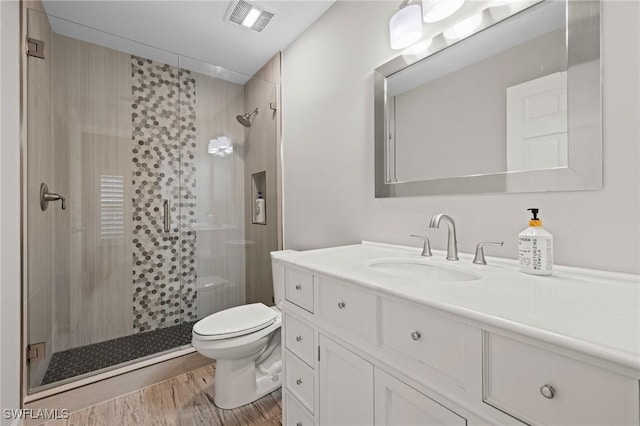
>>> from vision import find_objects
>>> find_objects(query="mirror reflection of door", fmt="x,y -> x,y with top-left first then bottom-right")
506,71 -> 567,171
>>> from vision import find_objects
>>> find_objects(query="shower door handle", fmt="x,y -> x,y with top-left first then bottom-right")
163,199 -> 170,233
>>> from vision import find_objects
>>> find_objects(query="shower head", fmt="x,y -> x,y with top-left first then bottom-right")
236,108 -> 258,127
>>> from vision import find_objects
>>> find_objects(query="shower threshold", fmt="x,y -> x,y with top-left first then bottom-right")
41,321 -> 196,386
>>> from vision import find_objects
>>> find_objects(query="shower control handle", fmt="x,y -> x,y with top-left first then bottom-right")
163,200 -> 170,233
40,183 -> 66,211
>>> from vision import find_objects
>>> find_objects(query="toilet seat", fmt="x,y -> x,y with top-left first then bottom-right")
193,303 -> 276,341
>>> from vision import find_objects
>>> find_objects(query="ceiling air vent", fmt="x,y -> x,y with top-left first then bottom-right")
225,0 -> 275,33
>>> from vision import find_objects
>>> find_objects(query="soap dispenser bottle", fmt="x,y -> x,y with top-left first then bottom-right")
518,208 -> 553,276
255,192 -> 265,224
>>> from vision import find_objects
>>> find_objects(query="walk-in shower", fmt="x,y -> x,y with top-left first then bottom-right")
23,6 -> 280,396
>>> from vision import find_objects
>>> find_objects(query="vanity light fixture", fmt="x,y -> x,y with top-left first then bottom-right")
389,0 -> 423,50
422,0 -> 465,23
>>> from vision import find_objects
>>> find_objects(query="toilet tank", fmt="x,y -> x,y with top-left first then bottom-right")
271,250 -> 296,307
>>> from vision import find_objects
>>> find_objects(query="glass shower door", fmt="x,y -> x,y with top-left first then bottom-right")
25,8 -> 186,392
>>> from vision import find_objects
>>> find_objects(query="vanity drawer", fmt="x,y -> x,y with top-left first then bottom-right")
317,276 -> 377,342
379,298 -> 466,384
285,314 -> 315,367
285,267 -> 314,313
286,392 -> 315,426
285,351 -> 315,413
484,333 -> 640,425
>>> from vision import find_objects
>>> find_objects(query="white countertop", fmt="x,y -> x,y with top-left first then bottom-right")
272,241 -> 640,371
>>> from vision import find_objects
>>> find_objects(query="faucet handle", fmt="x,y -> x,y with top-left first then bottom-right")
410,235 -> 432,257
473,241 -> 504,265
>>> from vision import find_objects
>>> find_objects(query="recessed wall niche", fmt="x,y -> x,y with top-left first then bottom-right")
252,171 -> 267,225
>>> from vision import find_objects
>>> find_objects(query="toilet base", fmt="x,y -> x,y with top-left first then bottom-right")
213,351 -> 282,409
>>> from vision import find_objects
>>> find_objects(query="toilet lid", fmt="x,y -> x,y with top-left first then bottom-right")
193,303 -> 276,339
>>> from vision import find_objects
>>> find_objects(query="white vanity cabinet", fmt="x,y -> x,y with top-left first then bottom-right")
274,246 -> 640,426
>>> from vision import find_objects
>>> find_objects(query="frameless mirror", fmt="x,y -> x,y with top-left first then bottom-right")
374,0 -> 601,197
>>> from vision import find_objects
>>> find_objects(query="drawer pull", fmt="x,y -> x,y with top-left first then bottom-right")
295,284 -> 302,290
338,301 -> 346,309
296,378 -> 303,385
296,335 -> 303,342
296,423 -> 303,426
540,384 -> 555,399
410,331 -> 421,341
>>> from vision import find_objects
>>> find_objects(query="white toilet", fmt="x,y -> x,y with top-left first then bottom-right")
192,270 -> 284,409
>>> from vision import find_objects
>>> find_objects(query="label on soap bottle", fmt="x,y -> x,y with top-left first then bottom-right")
518,235 -> 553,275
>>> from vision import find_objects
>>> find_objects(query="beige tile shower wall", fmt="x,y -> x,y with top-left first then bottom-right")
193,72 -> 246,318
244,54 -> 281,305
282,1 -> 640,274
25,6 -> 54,389
51,34 -> 133,351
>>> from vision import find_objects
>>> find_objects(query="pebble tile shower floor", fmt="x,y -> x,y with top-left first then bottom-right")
41,321 -> 196,385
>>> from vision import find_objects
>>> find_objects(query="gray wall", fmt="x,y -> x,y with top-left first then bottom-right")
281,1 -> 640,274
0,0 -> 22,421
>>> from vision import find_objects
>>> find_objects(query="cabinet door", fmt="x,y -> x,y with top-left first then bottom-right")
318,334 -> 373,426
375,368 -> 466,426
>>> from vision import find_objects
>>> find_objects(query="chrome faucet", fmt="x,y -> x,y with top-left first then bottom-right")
428,214 -> 459,261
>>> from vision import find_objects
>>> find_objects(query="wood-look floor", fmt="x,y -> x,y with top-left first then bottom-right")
41,365 -> 282,426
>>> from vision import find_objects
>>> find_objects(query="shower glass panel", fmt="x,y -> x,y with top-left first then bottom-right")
176,53 -> 279,323
178,56 -> 249,323
25,9 -> 253,393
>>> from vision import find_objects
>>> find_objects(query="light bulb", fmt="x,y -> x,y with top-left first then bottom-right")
422,0 -> 465,23
390,4 -> 423,50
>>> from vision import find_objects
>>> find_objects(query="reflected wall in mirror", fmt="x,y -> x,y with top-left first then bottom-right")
375,0 -> 601,197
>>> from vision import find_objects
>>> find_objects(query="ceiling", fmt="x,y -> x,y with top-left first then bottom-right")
42,0 -> 335,83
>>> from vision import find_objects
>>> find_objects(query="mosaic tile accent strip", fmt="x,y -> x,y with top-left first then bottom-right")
131,56 -> 197,331
41,322 -> 196,386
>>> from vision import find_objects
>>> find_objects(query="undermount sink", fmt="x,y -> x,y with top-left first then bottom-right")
368,258 -> 481,282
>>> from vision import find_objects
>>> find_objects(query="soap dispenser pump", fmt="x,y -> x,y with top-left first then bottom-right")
518,208 -> 553,276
